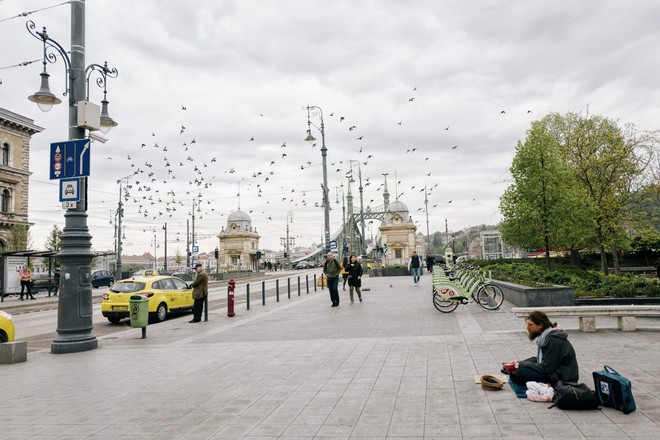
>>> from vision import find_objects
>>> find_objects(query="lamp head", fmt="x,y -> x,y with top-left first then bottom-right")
99,99 -> 118,134
28,70 -> 61,112
304,130 -> 316,143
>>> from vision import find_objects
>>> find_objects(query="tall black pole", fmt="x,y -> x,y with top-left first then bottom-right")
51,0 -> 97,354
115,181 -> 123,280
186,219 -> 190,268
163,222 -> 167,272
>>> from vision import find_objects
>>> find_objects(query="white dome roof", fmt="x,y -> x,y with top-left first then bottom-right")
383,199 -> 412,224
388,200 -> 409,213
226,209 -> 253,232
227,210 -> 251,222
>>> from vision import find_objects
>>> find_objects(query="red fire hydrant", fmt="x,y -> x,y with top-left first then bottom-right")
227,279 -> 236,317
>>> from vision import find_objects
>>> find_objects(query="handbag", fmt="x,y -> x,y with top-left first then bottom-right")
549,381 -> 600,410
593,365 -> 636,414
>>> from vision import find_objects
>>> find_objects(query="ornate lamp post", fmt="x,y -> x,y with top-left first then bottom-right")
26,1 -> 118,354
335,185 -> 347,260
304,105 -> 331,252
348,160 -> 367,260
279,211 -> 295,263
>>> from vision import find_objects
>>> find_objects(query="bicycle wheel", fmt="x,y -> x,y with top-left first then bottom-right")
476,285 -> 504,310
433,293 -> 459,313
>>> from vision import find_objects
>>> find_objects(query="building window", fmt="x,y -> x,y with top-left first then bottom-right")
1,189 -> 10,213
1,143 -> 9,166
231,256 -> 239,266
395,249 -> 402,258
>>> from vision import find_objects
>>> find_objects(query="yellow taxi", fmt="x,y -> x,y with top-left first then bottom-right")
101,270 -> 194,323
0,310 -> 15,343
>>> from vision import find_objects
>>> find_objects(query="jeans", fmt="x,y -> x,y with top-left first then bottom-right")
509,366 -> 553,386
411,268 -> 420,284
192,297 -> 205,321
327,277 -> 340,305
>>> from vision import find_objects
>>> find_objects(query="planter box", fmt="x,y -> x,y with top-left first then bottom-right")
368,268 -> 409,277
492,280 -> 575,307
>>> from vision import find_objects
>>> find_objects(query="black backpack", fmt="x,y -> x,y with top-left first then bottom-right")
549,381 -> 600,410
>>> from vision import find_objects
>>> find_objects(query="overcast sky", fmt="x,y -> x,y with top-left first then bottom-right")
1,0 -> 659,257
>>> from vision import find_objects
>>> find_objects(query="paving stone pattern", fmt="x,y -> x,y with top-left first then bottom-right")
1,272 -> 659,439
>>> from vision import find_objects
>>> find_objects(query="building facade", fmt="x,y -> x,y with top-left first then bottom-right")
0,108 -> 44,250
218,209 -> 261,271
379,200 -> 417,265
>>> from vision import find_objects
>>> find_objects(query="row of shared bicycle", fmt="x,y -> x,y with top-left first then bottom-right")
431,263 -> 504,313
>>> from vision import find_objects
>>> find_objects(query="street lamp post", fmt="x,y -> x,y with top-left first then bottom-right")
280,211 -> 294,264
335,185 -> 347,260
115,177 -> 128,281
348,160 -> 367,260
163,222 -> 168,272
424,186 -> 431,255
304,105 -> 331,252
26,2 -> 118,354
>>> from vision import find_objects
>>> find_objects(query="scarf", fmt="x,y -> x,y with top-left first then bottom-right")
536,327 -> 552,363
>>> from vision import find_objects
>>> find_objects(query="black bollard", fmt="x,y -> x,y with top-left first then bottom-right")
287,278 -> 291,299
262,280 -> 265,306
306,274 -> 309,294
246,283 -> 250,310
297,276 -> 301,296
276,279 -> 279,302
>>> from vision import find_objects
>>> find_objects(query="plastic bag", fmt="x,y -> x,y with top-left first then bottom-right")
526,381 -> 554,402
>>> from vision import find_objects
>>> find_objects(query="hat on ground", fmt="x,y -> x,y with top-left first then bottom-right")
194,263 -> 203,269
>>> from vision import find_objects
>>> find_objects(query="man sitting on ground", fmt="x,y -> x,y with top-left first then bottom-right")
507,311 -> 579,387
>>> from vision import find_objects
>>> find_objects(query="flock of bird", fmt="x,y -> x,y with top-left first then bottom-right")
97,87 -> 530,250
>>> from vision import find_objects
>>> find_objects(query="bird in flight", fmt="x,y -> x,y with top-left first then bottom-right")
452,145 -> 458,149
408,97 -> 415,102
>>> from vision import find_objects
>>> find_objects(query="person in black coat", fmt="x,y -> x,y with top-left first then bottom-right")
507,311 -> 579,387
346,255 -> 363,304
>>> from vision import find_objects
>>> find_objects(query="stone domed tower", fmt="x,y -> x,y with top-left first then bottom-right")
218,209 -> 261,271
379,199 -> 416,265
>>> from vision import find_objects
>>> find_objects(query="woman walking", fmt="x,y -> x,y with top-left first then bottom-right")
19,264 -> 35,300
340,256 -> 349,291
347,255 -> 363,304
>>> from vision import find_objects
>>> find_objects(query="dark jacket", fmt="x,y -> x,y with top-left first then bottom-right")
323,258 -> 341,278
519,329 -> 579,385
191,270 -> 209,300
347,261 -> 363,287
409,255 -> 421,269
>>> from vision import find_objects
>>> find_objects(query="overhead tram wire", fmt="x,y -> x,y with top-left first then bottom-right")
0,1 -> 71,24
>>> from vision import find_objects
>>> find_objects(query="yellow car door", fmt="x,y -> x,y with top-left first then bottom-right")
170,277 -> 194,310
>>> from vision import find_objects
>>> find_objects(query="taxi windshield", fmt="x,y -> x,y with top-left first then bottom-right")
110,282 -> 146,293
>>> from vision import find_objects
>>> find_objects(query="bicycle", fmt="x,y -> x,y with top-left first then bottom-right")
432,264 -> 504,313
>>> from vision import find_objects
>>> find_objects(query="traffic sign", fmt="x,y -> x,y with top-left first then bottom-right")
60,177 -> 80,202
50,139 -> 91,179
62,201 -> 77,209
192,245 -> 199,253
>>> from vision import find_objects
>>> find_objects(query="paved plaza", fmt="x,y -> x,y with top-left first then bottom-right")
2,272 -> 660,439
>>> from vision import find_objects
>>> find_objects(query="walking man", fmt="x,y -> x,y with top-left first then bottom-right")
323,252 -> 341,307
189,263 -> 208,323
408,251 -> 421,286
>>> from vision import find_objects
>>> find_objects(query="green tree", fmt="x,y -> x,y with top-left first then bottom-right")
549,113 -> 658,274
6,224 -> 32,252
175,248 -> 183,268
44,225 -> 63,269
499,120 -> 594,271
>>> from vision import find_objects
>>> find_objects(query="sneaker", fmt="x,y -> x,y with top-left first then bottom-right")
350,301 -> 354,305
359,298 -> 362,302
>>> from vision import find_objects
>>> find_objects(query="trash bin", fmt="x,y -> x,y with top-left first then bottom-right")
129,295 -> 149,328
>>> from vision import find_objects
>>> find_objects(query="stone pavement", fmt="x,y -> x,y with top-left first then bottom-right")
1,272 -> 660,439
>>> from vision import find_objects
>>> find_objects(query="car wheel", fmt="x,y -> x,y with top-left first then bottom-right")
107,317 -> 121,324
155,303 -> 168,322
